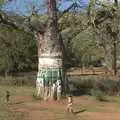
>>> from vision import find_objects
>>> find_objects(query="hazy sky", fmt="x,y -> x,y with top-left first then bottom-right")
3,0 -> 88,15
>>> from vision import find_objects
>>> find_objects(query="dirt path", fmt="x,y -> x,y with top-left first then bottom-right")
8,95 -> 120,120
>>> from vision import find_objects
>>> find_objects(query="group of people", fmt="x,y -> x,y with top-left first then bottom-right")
36,76 -> 62,101
36,75 -> 73,113
52,79 -> 62,100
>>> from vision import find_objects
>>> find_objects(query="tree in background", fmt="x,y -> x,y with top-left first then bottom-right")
88,0 -> 120,75
0,14 -> 37,76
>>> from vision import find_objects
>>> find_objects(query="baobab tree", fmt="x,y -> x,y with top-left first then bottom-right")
35,0 -> 65,100
32,0 -> 86,99
0,0 -> 70,100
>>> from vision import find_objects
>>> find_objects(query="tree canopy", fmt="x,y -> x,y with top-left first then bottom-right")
0,0 -> 120,75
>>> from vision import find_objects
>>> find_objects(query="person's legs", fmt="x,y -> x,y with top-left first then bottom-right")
69,105 -> 73,113
57,92 -> 61,101
67,103 -> 73,113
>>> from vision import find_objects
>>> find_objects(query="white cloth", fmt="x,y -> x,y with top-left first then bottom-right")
52,83 -> 56,92
56,79 -> 61,86
57,85 -> 61,93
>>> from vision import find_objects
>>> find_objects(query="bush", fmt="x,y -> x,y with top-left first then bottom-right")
90,89 -> 107,101
0,76 -> 36,86
68,76 -> 95,95
93,78 -> 120,95
68,76 -> 120,96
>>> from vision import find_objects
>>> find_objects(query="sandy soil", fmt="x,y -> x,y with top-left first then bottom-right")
8,95 -> 120,120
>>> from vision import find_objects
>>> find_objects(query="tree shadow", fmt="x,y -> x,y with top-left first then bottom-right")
9,101 -> 24,105
73,108 -> 87,115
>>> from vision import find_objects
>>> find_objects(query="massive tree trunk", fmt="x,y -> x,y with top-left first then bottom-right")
36,0 -> 65,100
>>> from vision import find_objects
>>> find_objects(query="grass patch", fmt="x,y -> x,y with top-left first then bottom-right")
86,106 -> 106,112
90,89 -> 108,101
0,85 -> 35,96
107,96 -> 120,104
0,85 -> 35,120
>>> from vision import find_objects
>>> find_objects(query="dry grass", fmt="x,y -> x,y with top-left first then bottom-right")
0,85 -> 35,120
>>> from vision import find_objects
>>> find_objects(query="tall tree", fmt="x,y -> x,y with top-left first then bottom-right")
0,0 -> 87,100
35,0 -> 65,100
0,0 -> 66,100
88,0 -> 120,75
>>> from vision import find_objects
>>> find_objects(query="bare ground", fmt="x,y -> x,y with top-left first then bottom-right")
7,95 -> 120,120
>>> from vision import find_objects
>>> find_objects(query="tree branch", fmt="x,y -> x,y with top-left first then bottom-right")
0,12 -> 18,29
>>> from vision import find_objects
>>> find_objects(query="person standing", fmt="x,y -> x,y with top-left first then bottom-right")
6,90 -> 10,103
67,95 -> 73,113
56,79 -> 62,101
51,81 -> 57,100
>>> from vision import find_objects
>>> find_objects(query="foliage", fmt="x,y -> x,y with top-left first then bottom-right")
60,12 -> 104,67
88,0 -> 120,73
0,23 -> 37,75
69,76 -> 120,95
90,89 -> 106,101
0,0 -> 120,74
93,78 -> 120,95
0,0 -> 7,7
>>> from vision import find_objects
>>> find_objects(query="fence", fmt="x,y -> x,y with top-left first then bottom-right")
67,67 -> 115,76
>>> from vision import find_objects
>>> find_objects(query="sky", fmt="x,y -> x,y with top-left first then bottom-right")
3,0 -> 88,15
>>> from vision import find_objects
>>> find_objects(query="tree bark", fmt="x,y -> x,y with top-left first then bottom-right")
114,0 -> 118,7
113,39 -> 117,75
104,40 -> 117,76
36,0 -> 65,100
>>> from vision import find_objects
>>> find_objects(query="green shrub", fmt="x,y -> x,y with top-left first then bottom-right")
68,76 -> 95,95
93,78 -> 120,95
68,76 -> 120,96
90,89 -> 107,101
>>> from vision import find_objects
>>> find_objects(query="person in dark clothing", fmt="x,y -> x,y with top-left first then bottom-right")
6,90 -> 10,102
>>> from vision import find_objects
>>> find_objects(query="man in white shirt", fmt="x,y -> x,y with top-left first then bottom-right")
56,79 -> 62,101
